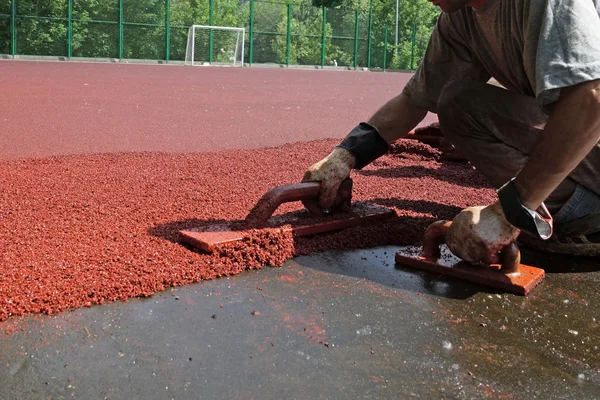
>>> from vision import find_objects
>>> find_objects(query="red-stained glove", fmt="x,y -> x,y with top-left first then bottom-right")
301,147 -> 355,215
446,202 -> 520,265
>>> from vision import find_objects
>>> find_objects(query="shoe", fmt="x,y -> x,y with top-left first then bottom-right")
517,212 -> 600,256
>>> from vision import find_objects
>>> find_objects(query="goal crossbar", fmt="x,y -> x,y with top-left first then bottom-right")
185,25 -> 245,67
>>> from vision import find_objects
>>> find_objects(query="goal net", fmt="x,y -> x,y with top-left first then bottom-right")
185,25 -> 245,66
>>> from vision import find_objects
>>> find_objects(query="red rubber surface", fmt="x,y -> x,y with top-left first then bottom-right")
0,61 -> 436,160
0,61 -> 491,321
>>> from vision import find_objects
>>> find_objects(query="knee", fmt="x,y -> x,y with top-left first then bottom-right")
437,80 -> 486,140
437,80 -> 479,120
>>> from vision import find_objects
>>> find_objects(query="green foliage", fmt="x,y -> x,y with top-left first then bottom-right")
251,1 -> 285,63
9,0 -> 66,56
324,7 -> 357,67
271,4 -> 327,65
72,0 -> 119,58
0,0 -> 12,54
2,0 -> 439,68
384,0 -> 439,70
311,0 -> 343,8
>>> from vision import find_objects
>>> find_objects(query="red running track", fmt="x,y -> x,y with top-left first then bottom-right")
0,61 -> 436,160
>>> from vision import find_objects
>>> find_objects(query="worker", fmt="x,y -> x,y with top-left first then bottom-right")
302,0 -> 600,264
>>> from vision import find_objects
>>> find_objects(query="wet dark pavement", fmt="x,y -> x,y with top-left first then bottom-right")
0,245 -> 598,400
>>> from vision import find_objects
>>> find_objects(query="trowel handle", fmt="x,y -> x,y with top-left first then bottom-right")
242,178 -> 353,229
422,220 -> 521,273
499,242 -> 521,274
422,220 -> 452,258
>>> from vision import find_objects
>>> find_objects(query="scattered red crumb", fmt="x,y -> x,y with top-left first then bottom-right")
0,139 -> 494,321
388,140 -> 444,162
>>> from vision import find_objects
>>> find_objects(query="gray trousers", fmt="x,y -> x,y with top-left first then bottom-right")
436,80 -> 600,224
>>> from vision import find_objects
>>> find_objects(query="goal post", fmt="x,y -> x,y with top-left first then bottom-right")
185,25 -> 245,67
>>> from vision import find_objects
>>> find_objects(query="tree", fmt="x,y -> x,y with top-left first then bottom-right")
0,0 -> 11,54
249,0 -> 285,63
121,0 -> 165,59
373,0 -> 439,70
271,3 -> 327,65
11,0 -> 67,56
72,0 -> 121,58
2,0 -> 439,68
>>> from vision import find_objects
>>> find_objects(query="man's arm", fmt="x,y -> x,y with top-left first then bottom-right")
447,79 -> 600,264
514,79 -> 600,210
301,93 -> 427,211
368,92 -> 429,144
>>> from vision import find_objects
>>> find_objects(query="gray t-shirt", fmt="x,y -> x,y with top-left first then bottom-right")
403,0 -> 600,113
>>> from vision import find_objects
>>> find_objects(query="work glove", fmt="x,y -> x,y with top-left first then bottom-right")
302,122 -> 390,215
301,147 -> 355,215
446,202 -> 520,265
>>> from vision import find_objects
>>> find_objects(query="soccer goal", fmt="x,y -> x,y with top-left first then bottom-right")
185,25 -> 245,67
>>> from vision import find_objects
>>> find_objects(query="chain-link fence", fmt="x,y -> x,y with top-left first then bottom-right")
0,0 -> 436,70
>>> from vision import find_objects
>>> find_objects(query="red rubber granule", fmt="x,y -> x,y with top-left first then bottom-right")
0,139 -> 494,321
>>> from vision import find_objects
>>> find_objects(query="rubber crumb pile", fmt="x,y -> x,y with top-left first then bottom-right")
0,139 -> 494,321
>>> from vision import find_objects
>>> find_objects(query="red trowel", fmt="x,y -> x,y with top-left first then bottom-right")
179,178 -> 396,253
394,221 -> 545,295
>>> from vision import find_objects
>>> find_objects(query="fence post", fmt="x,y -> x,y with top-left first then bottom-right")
165,0 -> 170,62
353,11 -> 358,69
118,0 -> 123,60
67,0 -> 72,59
410,21 -> 416,71
209,0 -> 214,63
248,0 -> 254,65
10,0 -> 16,56
383,26 -> 387,71
320,7 -> 326,68
286,4 -> 291,66
367,0 -> 372,69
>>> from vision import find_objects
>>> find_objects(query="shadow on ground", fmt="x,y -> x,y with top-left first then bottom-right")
518,246 -> 600,273
148,198 -> 600,304
366,198 -> 462,219
148,217 -> 231,245
358,163 -> 491,189
293,245 -> 502,300
149,216 -> 490,301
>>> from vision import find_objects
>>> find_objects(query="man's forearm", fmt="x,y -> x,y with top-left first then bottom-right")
514,79 -> 600,210
368,92 -> 429,144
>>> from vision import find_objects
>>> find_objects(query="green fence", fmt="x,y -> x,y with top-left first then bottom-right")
0,0 -> 434,70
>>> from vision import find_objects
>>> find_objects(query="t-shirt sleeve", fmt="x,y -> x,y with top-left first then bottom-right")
402,12 -> 491,113
525,0 -> 600,106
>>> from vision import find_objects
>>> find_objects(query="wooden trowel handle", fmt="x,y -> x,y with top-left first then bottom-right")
242,178 -> 353,229
422,220 -> 521,273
